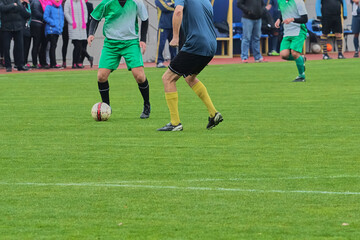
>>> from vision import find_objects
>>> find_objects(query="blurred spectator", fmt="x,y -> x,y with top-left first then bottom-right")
43,0 -> 64,68
351,0 -> 360,57
61,0 -> 68,67
155,0 -> 176,68
79,0 -> 93,67
237,0 -> 266,63
0,0 -> 30,72
0,13 -> 4,67
263,0 -> 280,56
30,0 -> 48,68
64,0 -> 88,69
316,0 -> 347,60
22,0 -> 31,67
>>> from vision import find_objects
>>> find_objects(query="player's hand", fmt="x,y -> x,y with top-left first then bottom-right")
170,37 -> 179,47
88,35 -> 94,46
275,19 -> 281,28
283,18 -> 294,24
140,41 -> 146,54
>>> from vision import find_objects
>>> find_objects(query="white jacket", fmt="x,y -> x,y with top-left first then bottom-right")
64,0 -> 88,40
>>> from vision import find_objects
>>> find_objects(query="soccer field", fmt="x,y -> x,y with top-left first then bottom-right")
0,59 -> 359,239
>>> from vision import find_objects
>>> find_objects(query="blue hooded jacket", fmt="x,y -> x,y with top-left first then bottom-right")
43,3 -> 64,35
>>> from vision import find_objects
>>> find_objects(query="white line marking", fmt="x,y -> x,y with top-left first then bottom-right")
0,182 -> 359,195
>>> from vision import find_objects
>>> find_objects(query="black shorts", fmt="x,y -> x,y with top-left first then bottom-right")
321,15 -> 343,34
169,51 -> 213,78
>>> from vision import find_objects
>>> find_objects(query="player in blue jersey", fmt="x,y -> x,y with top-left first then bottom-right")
157,0 -> 223,131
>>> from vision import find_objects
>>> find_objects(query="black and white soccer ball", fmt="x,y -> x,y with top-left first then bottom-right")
91,102 -> 111,121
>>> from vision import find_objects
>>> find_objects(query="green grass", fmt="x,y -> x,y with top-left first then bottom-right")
0,59 -> 359,239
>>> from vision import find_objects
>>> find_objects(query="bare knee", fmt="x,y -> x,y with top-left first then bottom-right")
98,69 -> 110,82
291,50 -> 301,59
132,67 -> 146,83
280,52 -> 289,60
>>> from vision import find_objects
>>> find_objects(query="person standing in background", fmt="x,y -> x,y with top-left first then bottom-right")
30,0 -> 48,69
316,0 -> 347,60
22,0 -> 31,67
155,0 -> 176,68
64,0 -> 87,69
237,0 -> 266,63
0,0 -> 30,72
0,11 -> 4,67
43,0 -> 64,68
351,0 -> 360,57
79,0 -> 93,67
264,0 -> 280,56
61,0 -> 69,67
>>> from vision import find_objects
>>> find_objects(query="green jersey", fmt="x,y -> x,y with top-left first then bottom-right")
278,0 -> 307,37
91,0 -> 148,41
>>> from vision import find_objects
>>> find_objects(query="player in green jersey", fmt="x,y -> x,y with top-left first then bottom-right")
87,0 -> 151,118
275,0 -> 308,82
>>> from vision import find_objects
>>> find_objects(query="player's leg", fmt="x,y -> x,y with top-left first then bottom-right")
320,17 -> 331,59
336,33 -> 345,59
291,50 -> 305,82
185,75 -> 216,118
280,49 -> 291,60
185,75 -> 222,129
121,40 -> 151,118
97,68 -> 112,105
131,67 -> 151,119
157,68 -> 183,131
290,34 -> 306,82
334,16 -> 345,59
352,16 -> 360,58
280,36 -> 291,60
96,41 -> 122,106
241,18 -> 253,62
354,33 -> 359,57
155,28 -> 166,68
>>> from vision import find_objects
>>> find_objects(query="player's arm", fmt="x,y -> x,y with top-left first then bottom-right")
170,5 -> 183,47
283,14 -> 308,24
139,19 -> 148,54
88,16 -> 100,46
275,13 -> 282,28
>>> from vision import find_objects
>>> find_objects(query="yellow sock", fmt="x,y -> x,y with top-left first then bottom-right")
165,92 -> 180,126
192,81 -> 217,118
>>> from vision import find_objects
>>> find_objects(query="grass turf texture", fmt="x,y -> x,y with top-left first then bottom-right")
0,59 -> 359,239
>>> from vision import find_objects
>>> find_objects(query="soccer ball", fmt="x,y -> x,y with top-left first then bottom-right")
91,102 -> 112,121
326,43 -> 332,52
311,44 -> 321,54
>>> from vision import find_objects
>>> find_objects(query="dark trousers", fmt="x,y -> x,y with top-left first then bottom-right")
62,24 -> 69,63
72,39 -> 84,66
24,34 -> 31,64
2,30 -> 24,68
156,28 -> 177,64
30,22 -> 47,66
80,39 -> 90,63
46,34 -> 59,67
0,30 -> 3,58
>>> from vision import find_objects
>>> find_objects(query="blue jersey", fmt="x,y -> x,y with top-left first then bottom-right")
175,0 -> 217,56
